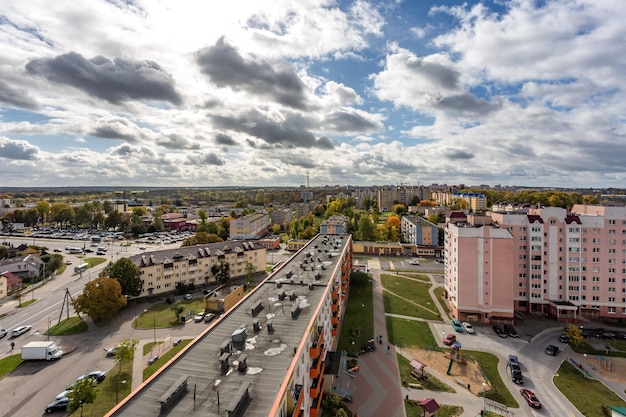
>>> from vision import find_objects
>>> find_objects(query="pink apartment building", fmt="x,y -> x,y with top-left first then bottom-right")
445,205 -> 626,324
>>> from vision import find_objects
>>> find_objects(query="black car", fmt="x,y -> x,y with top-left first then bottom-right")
45,397 -> 69,413
545,345 -> 560,356
78,370 -> 106,383
504,324 -> 518,338
559,333 -> 569,343
493,325 -> 507,338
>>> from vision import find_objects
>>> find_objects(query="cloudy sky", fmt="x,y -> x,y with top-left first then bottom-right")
1,0 -> 625,188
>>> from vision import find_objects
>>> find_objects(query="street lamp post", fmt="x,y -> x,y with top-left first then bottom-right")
47,317 -> 52,341
482,382 -> 487,415
116,379 -> 127,403
145,309 -> 156,348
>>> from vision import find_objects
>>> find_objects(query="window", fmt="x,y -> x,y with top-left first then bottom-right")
608,307 -> 616,314
593,238 -> 600,243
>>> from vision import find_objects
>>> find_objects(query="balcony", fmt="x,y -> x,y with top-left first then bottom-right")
309,355 -> 323,379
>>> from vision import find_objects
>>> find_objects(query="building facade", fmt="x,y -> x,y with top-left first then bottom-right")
445,205 -> 626,323
129,241 -> 266,298
320,216 -> 348,235
0,253 -> 44,280
401,215 -> 439,246
229,213 -> 270,240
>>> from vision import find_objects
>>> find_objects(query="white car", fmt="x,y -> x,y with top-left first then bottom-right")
462,322 -> 475,334
11,325 -> 32,337
0,328 -> 7,339
409,260 -> 420,265
183,294 -> 192,300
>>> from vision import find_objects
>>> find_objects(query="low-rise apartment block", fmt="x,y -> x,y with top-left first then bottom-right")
129,241 -> 266,298
229,213 -> 270,240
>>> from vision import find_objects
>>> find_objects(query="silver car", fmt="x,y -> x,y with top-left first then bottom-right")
11,325 -> 31,338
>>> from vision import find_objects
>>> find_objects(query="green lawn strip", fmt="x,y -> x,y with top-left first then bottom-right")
68,358 -> 133,417
82,257 -> 108,268
48,316 -> 88,335
19,299 -> 36,307
143,341 -> 164,356
462,351 -> 518,408
381,274 -> 440,317
554,361 -> 626,417
393,272 -> 431,282
143,339 -> 193,381
397,354 -> 455,393
383,291 -> 440,320
433,286 -> 452,319
0,354 -> 22,379
405,400 -> 462,417
337,274 -> 374,355
387,317 -> 437,349
134,302 -> 183,329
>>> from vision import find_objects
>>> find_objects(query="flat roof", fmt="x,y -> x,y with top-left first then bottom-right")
109,233 -> 351,417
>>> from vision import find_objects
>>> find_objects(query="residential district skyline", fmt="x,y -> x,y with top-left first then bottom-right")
1,1 -> 625,188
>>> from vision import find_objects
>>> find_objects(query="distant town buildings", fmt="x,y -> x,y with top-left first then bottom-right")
229,213 -> 270,240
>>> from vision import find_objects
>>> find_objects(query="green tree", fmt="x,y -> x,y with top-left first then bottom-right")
198,209 -> 208,224
102,258 -> 143,296
211,260 -> 230,284
181,232 -> 224,246
67,377 -> 97,416
35,200 -> 50,223
357,216 -> 376,241
245,261 -> 255,284
102,200 -> 113,213
105,209 -> 123,230
74,277 -> 127,324
171,305 -> 184,319
50,202 -> 74,227
114,337 -> 139,375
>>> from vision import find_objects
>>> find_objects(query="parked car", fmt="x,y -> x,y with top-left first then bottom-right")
462,322 -> 475,334
106,345 -> 120,357
204,313 -> 216,323
443,334 -> 457,346
409,260 -> 420,265
11,325 -> 31,338
166,297 -> 176,304
504,324 -> 518,338
77,370 -> 106,383
545,345 -> 560,356
55,389 -> 71,400
520,388 -> 542,408
559,333 -> 569,343
53,248 -> 62,252
66,260 -> 72,265
194,311 -> 206,322
148,355 -> 159,365
511,367 -> 524,384
451,319 -> 463,333
173,338 -> 182,346
45,397 -> 69,413
183,294 -> 192,300
0,328 -> 7,339
492,325 -> 507,338
508,354 -> 519,368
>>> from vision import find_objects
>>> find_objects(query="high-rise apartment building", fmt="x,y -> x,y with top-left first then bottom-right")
445,205 -> 626,323
229,213 -> 270,240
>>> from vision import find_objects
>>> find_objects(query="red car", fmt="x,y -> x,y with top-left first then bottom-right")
520,389 -> 541,408
443,333 -> 457,346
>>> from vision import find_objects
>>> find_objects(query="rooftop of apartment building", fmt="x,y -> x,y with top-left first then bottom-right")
401,215 -> 438,227
110,233 -> 351,417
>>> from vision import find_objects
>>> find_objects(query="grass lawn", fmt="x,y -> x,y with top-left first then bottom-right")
143,339 -> 193,381
462,351 -> 518,408
386,317 -> 437,349
69,358 -> 133,417
0,354 -> 23,379
554,361 -> 626,417
405,400 -> 462,417
144,341 -> 164,356
398,354 -> 455,393
48,316 -> 88,335
337,273 -> 374,355
381,274 -> 440,320
134,302 -> 186,329
83,257 -> 109,268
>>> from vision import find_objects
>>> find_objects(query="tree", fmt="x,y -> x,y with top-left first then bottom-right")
357,216 -> 376,241
35,200 -> 50,223
171,305 -> 184,319
102,258 -> 143,296
245,262 -> 255,284
105,209 -> 123,230
181,232 -> 223,246
67,377 -> 97,416
74,277 -> 127,324
565,324 -> 584,347
50,202 -> 74,227
211,260 -> 230,284
114,337 -> 139,375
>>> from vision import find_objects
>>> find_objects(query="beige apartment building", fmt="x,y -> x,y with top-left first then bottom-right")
229,213 -> 270,240
129,241 -> 266,298
445,205 -> 626,324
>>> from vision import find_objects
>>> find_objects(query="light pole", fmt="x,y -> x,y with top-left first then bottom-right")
145,309 -> 156,347
116,379 -> 127,403
47,316 -> 52,341
482,382 -> 487,415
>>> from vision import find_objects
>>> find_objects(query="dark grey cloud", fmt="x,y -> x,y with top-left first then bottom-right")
506,143 -> 536,158
442,148 -> 474,160
196,37 -> 307,109
0,137 -> 39,160
26,52 -> 182,105
90,117 -> 143,142
156,133 -> 201,150
188,152 -> 225,166
434,93 -> 501,116
0,80 -> 39,110
406,59 -> 460,90
209,110 -> 334,149
322,110 -> 381,133
273,153 -> 318,169
215,133 -> 237,146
